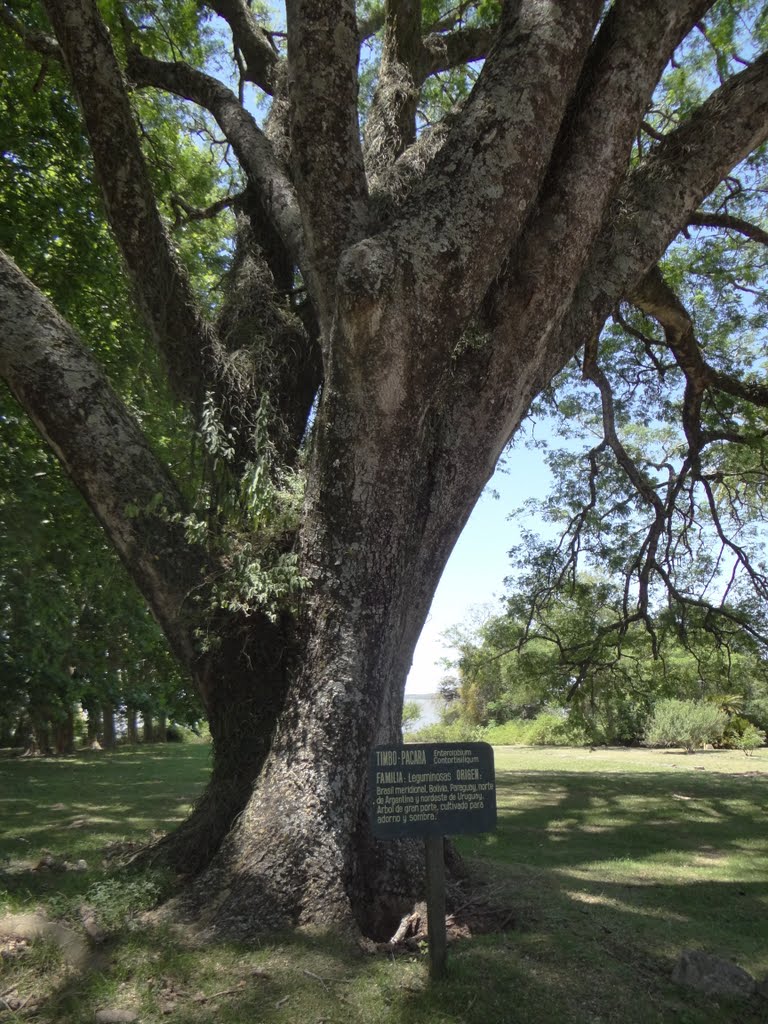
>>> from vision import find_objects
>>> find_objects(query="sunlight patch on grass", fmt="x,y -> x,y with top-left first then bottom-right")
564,888 -> 690,922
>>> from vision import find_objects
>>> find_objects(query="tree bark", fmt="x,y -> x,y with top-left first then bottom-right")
126,707 -> 139,745
85,704 -> 101,745
174,351 -> 498,937
54,708 -> 75,755
136,615 -> 293,875
101,704 -> 116,750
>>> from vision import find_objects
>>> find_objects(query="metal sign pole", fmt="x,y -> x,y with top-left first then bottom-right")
424,835 -> 447,980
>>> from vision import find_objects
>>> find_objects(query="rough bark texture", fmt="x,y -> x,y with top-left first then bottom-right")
4,0 -> 768,941
101,704 -> 116,750
126,708 -> 139,746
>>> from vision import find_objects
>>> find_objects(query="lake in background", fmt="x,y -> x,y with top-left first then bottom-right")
406,692 -> 443,729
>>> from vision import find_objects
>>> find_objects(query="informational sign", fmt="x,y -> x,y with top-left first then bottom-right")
369,742 -> 496,838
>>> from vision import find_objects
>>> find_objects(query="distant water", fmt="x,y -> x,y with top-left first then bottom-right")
405,692 -> 443,729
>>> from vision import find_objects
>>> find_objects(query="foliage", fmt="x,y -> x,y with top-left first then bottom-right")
484,712 -> 589,747
410,718 -> 484,743
81,874 -> 168,930
401,700 -> 422,733
441,525 -> 768,744
411,709 -> 588,747
644,698 -> 727,751
722,715 -> 767,754
0,0 -> 302,739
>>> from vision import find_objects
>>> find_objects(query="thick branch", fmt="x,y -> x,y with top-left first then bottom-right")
611,50 -> 768,290
42,0 -> 214,405
364,8 -> 497,179
126,50 -> 305,272
216,199 -> 322,466
630,266 -> 768,412
401,1 -> 709,507
548,49 -> 768,406
486,0 -> 713,370
0,250 -> 206,669
353,1 -> 603,348
687,210 -> 768,245
205,0 -> 279,94
0,2 -> 60,58
364,0 -> 422,177
418,23 -> 496,80
286,0 -> 368,323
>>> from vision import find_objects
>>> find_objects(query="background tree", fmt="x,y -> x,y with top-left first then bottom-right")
441,571 -> 768,744
3,0 -> 768,940
401,699 -> 423,733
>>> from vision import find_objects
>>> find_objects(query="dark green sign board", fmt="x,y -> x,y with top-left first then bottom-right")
369,742 -> 496,838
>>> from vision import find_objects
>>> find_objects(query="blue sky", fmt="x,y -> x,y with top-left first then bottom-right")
405,438 -> 556,695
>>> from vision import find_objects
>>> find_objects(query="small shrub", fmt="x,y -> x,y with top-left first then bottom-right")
644,699 -> 726,752
721,715 -> 751,749
166,724 -> 210,744
525,712 -> 588,746
410,719 -> 484,743
730,723 -> 766,756
483,719 -> 531,745
484,712 -> 588,747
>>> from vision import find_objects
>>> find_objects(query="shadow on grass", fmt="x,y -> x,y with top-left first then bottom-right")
3,756 -> 767,1023
0,746 -> 211,905
34,909 -> 768,1024
477,768 -> 767,871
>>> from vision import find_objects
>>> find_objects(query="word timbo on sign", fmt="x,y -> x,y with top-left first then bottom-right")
369,742 -> 496,838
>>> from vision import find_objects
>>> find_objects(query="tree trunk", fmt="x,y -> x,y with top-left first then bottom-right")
177,378 -> 493,938
157,712 -> 167,742
126,706 -> 139,745
101,703 -> 116,750
54,707 -> 75,755
29,720 -> 51,757
136,616 -> 292,876
143,714 -> 154,744
85,704 -> 101,745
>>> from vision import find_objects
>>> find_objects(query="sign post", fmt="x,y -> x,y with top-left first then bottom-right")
369,742 -> 496,979
424,835 -> 447,979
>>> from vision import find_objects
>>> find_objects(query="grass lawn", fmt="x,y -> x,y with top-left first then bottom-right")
1,743 -> 766,1023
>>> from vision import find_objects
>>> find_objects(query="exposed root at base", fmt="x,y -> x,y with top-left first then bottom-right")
375,880 -> 522,954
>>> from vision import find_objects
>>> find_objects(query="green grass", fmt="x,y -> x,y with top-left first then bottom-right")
0,745 -> 211,910
1,744 -> 767,1023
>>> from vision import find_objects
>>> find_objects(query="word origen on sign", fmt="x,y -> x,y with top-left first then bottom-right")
369,742 -> 496,838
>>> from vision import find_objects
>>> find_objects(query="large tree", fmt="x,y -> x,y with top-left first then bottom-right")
3,0 -> 768,939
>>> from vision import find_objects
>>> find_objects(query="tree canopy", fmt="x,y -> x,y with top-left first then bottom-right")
3,0 -> 768,938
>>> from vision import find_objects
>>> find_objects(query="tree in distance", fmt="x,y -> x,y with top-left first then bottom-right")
3,0 -> 768,939
401,699 -> 423,733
